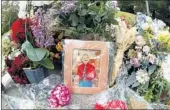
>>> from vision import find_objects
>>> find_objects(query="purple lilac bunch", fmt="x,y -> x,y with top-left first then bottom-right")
31,8 -> 55,48
60,0 -> 77,13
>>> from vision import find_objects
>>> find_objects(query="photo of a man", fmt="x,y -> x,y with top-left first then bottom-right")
73,54 -> 98,87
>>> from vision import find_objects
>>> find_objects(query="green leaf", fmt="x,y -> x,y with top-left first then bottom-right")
38,58 -> 54,69
94,15 -> 101,22
26,48 -> 48,62
77,24 -> 86,32
110,19 -> 119,25
78,9 -> 88,16
79,17 -> 85,24
69,14 -> 78,26
21,40 -> 33,53
148,65 -> 157,75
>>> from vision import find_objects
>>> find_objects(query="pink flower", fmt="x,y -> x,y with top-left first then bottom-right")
47,84 -> 71,108
130,58 -> 140,67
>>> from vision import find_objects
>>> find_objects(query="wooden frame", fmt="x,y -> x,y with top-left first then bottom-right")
63,39 -> 109,94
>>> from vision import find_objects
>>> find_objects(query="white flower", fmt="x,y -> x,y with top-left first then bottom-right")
135,35 -> 146,46
143,45 -> 150,54
146,16 -> 152,23
18,11 -> 26,19
142,23 -> 150,30
18,1 -> 27,19
161,55 -> 170,82
136,69 -> 150,84
137,52 -> 142,60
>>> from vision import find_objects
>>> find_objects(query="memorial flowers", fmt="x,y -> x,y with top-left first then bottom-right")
125,13 -> 170,103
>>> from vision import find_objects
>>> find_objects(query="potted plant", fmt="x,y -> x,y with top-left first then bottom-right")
21,39 -> 54,84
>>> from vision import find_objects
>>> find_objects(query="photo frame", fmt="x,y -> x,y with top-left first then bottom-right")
63,39 -> 110,94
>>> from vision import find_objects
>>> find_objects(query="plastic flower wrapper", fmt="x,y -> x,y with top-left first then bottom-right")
94,66 -> 153,109
2,74 -> 62,109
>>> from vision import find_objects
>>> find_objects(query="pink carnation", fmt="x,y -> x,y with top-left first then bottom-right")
47,84 -> 71,108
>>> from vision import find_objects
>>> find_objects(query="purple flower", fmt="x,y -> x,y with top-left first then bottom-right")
31,8 -> 55,48
130,58 -> 140,67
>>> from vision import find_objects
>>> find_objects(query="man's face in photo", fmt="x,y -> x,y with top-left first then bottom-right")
82,54 -> 89,64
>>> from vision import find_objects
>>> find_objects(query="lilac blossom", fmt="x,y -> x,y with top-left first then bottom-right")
31,8 -> 55,48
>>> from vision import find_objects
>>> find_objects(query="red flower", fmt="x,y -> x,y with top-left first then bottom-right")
11,18 -> 32,43
94,103 -> 105,109
7,67 -> 15,75
13,56 -> 23,69
94,100 -> 127,110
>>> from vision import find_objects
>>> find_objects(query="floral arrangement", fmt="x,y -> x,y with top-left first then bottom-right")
124,13 -> 170,103
1,1 -> 170,108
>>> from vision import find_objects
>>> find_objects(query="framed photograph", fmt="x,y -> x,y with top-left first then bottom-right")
63,39 -> 110,94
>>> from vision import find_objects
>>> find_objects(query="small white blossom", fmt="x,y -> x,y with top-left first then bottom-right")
137,52 -> 142,60
136,69 -> 150,84
146,16 -> 152,23
135,35 -> 146,46
143,45 -> 150,54
142,23 -> 150,30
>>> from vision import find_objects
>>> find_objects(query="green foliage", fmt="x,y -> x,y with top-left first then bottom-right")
137,69 -> 170,102
59,1 -> 118,39
2,1 -> 19,35
21,40 -> 54,69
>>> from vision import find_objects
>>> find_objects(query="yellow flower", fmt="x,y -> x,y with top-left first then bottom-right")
56,42 -> 63,51
157,31 -> 170,42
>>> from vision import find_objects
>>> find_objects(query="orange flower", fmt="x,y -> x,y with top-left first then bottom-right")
56,42 -> 63,51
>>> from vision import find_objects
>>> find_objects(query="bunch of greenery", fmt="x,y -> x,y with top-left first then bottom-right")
58,0 -> 118,40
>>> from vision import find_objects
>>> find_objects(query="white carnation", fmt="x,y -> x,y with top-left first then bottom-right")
136,69 -> 150,84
